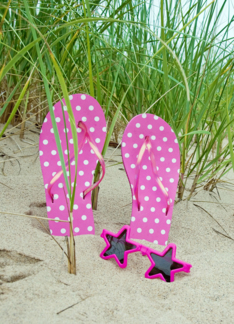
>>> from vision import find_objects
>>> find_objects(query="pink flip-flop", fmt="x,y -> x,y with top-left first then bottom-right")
39,94 -> 106,236
121,113 -> 180,246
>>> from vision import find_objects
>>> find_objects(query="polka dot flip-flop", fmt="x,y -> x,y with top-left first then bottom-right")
121,113 -> 180,246
39,94 -> 106,236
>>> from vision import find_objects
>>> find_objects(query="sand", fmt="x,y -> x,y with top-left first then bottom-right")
0,124 -> 234,324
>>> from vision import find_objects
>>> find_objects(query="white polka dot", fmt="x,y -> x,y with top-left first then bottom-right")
54,194 -> 59,200
50,230 -> 53,234
51,150 -> 56,155
44,117 -> 47,123
89,105 -> 94,111
149,229 -> 154,234
143,217 -> 148,222
170,178 -> 174,183
143,165 -> 147,170
90,149 -> 94,154
95,138 -> 100,143
77,128 -> 82,133
47,206 -> 51,212
152,186 -> 157,191
125,153 -> 129,158
87,226 -> 93,231
162,208 -> 166,213
58,183 -> 63,188
59,205 -> 65,211
52,172 -> 56,176
82,116 -> 87,122
63,128 -> 69,133
166,219 -> 171,224
76,106 -> 81,111
166,168 -> 170,172
151,135 -> 156,140
146,176 -> 151,180
79,171 -> 84,176
81,94 -> 86,100
122,142 -> 126,147
55,117 -> 60,122
154,116 -> 159,120
165,188 -> 168,192
142,113 -> 147,118
127,133 -> 132,138
86,204 -> 91,209
131,216 -> 135,222
39,151 -> 43,156
81,215 -> 87,220
140,185 -> 145,190
147,124 -> 152,129
154,240 -> 158,244
137,228 -> 142,233
85,182 -> 90,187
159,126 -> 164,131
84,160 -> 89,165
156,197 -> 161,202
172,158 -> 176,163
74,227 -> 79,233
61,228 -> 66,234
50,128 -> 54,133
136,123 -> 141,128
65,150 -> 68,155
175,139 -> 178,143
168,148 -> 173,152
94,116 -> 99,122
133,195 -> 136,200
73,204 -> 78,210
160,157 -> 165,162
151,207 -> 155,212
163,137 -> 167,142
55,217 -> 60,223
140,206 -> 144,211
43,140 -> 48,145
69,139 -> 73,144
133,144 -> 138,148
178,169 -> 180,173
63,106 -> 67,111
155,218 -> 159,223
53,106 -> 55,111
45,184 -> 48,189
161,230 -> 166,235
144,196 -> 149,201
44,162 -> 49,167
71,161 -> 75,165
69,95 -> 73,100
80,192 -> 83,198
160,177 -> 163,181
139,134 -> 144,139
90,127 -> 95,132
157,146 -> 161,151
102,127 -> 106,132
131,164 -> 135,169
79,150 -> 83,155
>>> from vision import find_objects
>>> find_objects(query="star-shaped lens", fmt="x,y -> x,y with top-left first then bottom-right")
100,227 -> 138,267
148,248 -> 183,282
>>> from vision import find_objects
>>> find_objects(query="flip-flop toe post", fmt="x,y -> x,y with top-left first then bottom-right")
122,113 -> 180,245
39,94 -> 106,236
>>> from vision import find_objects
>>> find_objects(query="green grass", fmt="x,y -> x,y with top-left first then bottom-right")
0,0 -> 234,204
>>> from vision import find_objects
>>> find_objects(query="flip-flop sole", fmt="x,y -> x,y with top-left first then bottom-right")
122,113 -> 180,245
39,94 -> 106,236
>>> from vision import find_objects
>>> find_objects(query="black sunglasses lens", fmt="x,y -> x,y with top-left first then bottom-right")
104,230 -> 136,264
149,248 -> 183,282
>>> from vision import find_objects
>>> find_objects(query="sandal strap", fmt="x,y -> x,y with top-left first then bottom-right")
47,120 -> 105,202
134,136 -> 170,215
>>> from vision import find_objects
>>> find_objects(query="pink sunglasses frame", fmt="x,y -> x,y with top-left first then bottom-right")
100,225 -> 192,282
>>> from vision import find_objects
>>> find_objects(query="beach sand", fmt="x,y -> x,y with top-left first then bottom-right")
0,124 -> 233,323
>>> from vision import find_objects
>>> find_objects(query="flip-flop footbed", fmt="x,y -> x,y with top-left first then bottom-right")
122,113 -> 180,245
39,94 -> 106,236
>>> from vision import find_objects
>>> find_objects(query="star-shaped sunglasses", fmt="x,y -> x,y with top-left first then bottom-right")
100,225 -> 192,282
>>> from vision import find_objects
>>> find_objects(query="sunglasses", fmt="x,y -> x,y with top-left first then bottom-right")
100,225 -> 192,282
